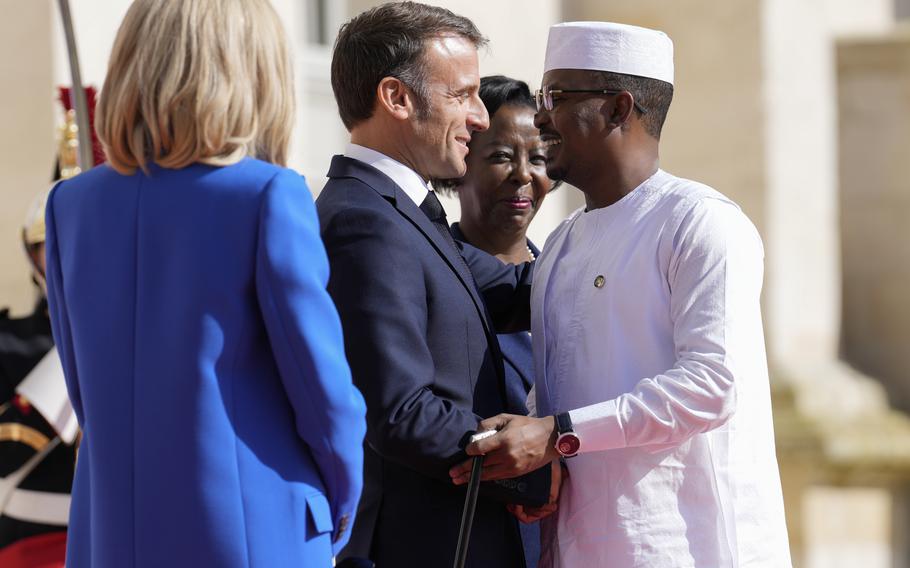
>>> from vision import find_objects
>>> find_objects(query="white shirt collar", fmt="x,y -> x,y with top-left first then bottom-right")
344,143 -> 431,207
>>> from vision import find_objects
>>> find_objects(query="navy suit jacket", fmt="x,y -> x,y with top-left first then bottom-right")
450,224 -> 539,415
451,223 -> 542,568
317,156 -> 547,568
45,159 -> 366,567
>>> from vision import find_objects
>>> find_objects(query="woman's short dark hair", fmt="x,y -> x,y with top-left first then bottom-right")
331,2 -> 486,131
434,75 -> 562,194
476,75 -> 536,117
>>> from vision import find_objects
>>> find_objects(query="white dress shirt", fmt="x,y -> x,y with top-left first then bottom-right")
533,170 -> 792,567
344,143 -> 431,206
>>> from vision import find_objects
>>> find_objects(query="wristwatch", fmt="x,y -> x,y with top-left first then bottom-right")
554,411 -> 580,458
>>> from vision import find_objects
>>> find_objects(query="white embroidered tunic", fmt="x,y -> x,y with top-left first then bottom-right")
532,170 -> 791,567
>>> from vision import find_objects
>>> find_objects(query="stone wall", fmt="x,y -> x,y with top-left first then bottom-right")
0,3 -> 55,316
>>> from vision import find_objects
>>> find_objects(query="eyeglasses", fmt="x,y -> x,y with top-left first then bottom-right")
534,86 -> 648,114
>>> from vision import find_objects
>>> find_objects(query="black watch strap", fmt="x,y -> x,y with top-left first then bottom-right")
555,411 -> 574,435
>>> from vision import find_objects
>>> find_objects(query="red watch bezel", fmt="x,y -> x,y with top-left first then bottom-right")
555,431 -> 581,457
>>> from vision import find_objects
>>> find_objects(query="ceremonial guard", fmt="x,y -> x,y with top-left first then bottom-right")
0,89 -> 101,567
0,193 -> 76,567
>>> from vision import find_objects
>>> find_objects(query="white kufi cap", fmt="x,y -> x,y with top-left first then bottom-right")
544,21 -> 674,85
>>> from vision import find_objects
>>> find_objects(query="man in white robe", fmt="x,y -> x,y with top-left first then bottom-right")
449,22 -> 792,567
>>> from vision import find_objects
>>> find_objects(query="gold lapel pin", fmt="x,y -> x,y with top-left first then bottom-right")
594,275 -> 605,288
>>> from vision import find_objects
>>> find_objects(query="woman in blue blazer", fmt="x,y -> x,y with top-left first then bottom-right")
44,1 -> 366,566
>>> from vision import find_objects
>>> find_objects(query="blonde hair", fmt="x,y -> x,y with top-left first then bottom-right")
96,0 -> 294,174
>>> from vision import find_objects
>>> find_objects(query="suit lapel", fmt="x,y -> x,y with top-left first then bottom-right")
326,156 -> 499,344
396,197 -> 491,317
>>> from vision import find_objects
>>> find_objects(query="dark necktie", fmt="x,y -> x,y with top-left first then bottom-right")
420,193 -> 507,405
419,190 -> 478,280
419,190 -> 461,255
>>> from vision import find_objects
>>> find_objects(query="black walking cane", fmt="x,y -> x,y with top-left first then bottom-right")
453,430 -> 497,568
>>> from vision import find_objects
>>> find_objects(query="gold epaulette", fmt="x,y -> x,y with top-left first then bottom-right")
0,422 -> 51,452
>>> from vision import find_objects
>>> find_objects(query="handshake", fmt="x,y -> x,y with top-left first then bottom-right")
449,414 -> 564,523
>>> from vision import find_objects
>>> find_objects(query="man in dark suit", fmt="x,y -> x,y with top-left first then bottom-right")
316,3 -> 551,567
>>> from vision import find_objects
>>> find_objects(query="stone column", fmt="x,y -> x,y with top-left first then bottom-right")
838,26 -> 910,412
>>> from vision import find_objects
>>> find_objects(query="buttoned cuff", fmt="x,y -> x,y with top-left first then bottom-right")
569,399 -> 625,454
16,349 -> 78,444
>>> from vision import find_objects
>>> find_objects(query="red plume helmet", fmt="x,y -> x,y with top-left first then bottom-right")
58,86 -> 105,166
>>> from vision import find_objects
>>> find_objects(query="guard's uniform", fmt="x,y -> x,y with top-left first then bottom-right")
0,85 -> 99,566
0,302 -> 75,566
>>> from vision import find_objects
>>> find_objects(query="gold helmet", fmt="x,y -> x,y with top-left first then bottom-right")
22,190 -> 49,248
22,189 -> 51,297
23,101 -> 83,249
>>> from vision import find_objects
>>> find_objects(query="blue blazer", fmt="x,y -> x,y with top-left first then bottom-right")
316,156 -> 548,568
45,159 -> 366,567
